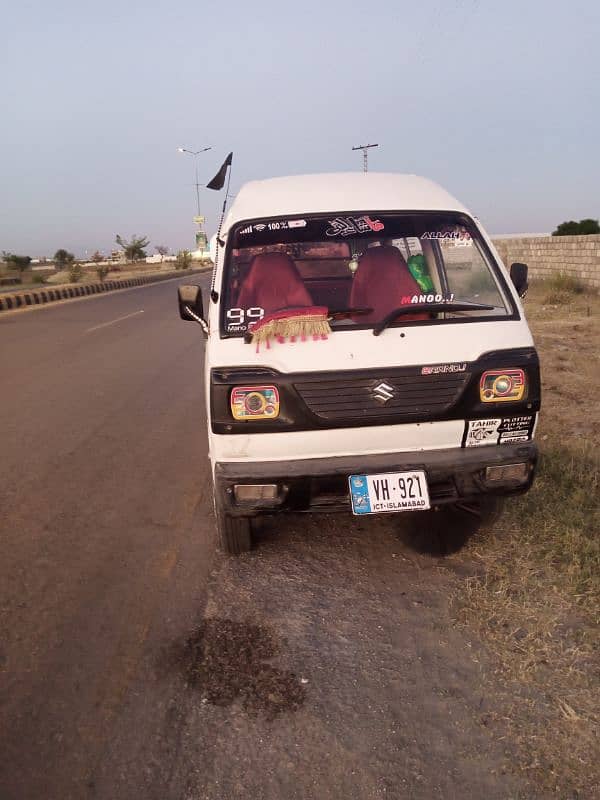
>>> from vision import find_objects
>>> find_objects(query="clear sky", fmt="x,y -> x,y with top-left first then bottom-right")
1,0 -> 598,257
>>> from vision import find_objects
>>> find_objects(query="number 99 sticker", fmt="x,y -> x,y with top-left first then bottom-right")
226,307 -> 265,332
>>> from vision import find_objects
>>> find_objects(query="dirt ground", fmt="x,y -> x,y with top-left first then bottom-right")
1,277 -> 597,800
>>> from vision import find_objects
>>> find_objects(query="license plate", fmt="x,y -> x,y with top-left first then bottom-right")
349,470 -> 430,515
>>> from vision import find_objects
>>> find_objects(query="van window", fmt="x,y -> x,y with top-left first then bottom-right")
221,213 -> 513,336
438,235 -> 510,311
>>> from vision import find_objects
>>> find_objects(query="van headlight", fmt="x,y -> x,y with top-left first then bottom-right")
230,386 -> 280,420
480,369 -> 526,402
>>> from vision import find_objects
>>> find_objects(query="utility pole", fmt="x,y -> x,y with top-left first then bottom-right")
352,143 -> 379,173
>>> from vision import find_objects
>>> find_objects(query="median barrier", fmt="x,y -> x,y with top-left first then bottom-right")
0,269 -> 206,313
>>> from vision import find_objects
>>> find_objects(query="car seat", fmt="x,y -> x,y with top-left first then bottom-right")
349,245 -> 429,323
236,252 -> 313,315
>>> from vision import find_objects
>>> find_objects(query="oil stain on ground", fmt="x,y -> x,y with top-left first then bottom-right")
181,618 -> 306,720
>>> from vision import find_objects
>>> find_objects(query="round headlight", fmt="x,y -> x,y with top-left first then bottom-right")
493,375 -> 513,396
244,391 -> 266,414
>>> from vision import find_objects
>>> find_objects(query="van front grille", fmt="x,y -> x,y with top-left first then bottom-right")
293,370 -> 470,422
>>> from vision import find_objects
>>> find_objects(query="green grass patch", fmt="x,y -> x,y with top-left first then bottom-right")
451,443 -> 599,796
512,445 -> 599,608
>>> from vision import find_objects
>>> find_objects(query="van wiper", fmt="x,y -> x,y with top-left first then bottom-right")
328,307 -> 373,320
373,302 -> 495,336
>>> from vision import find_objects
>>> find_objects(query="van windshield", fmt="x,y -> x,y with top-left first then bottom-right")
221,212 -> 513,336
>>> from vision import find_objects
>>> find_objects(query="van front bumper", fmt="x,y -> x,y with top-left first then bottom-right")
214,442 -> 538,516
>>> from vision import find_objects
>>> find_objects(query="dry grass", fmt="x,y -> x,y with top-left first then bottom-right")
539,272 -> 588,305
449,282 -> 600,798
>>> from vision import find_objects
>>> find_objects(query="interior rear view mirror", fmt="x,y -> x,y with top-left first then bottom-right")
177,284 -> 204,322
510,262 -> 528,298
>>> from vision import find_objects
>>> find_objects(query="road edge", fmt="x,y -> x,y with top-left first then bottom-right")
0,268 -> 208,314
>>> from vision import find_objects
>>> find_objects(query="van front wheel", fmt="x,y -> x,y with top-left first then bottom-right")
216,511 -> 252,555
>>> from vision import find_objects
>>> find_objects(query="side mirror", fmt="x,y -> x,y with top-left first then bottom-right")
510,262 -> 528,298
177,285 -> 206,326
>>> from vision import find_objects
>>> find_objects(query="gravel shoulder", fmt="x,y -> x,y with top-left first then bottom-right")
90,512 -> 529,800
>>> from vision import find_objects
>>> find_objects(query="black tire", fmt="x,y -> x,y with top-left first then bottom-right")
216,510 -> 252,555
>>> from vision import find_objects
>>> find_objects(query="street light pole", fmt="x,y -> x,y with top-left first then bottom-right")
352,143 -> 379,173
177,146 -> 212,215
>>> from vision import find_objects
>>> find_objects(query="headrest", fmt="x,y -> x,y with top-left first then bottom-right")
358,245 -> 409,271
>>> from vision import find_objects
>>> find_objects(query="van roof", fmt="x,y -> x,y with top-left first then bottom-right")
224,172 -> 469,231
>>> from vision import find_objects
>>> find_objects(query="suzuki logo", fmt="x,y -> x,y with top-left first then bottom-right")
372,381 -> 395,404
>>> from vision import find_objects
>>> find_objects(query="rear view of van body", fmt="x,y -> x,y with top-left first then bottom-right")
178,173 -> 540,553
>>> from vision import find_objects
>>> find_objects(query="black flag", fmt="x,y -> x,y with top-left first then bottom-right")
206,152 -> 233,190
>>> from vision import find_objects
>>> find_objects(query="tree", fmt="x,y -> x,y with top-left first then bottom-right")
2,252 -> 32,272
577,218 -> 600,235
552,219 -> 600,236
54,249 -> 75,268
155,245 -> 169,262
115,234 -> 150,262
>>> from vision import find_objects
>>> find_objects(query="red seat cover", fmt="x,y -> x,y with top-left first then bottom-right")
349,245 -> 428,323
237,252 -> 313,314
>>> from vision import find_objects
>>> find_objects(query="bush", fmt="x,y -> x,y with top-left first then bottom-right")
176,250 -> 192,270
32,274 -> 46,284
541,273 -> 586,305
68,263 -> 83,283
96,264 -> 110,282
544,272 -> 585,295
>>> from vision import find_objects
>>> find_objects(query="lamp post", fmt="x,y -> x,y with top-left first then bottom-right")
177,146 -> 212,216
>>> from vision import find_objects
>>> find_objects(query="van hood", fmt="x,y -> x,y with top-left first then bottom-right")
207,318 -> 534,374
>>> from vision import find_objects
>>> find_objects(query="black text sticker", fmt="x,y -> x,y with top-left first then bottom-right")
325,216 -> 384,237
463,415 -> 535,448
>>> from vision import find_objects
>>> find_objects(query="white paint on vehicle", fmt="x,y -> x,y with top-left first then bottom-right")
210,420 -> 465,463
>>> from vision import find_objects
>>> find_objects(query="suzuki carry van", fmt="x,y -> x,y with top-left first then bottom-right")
178,173 -> 540,554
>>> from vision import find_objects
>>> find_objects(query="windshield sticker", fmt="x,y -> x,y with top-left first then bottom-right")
421,227 -> 471,245
326,216 -> 385,237
421,363 -> 467,375
463,415 -> 535,448
401,293 -> 455,305
239,219 -> 307,237
226,306 -> 265,332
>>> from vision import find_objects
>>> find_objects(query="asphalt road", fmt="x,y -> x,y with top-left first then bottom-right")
1,280 -> 527,799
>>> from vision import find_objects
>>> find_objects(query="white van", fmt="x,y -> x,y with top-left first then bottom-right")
178,173 -> 540,554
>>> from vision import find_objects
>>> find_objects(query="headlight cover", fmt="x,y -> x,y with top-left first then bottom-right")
230,386 -> 280,420
480,369 -> 526,402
